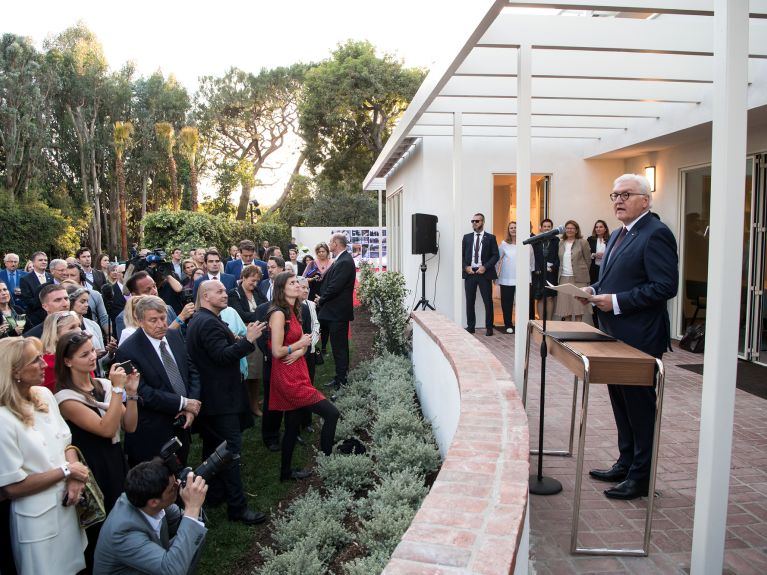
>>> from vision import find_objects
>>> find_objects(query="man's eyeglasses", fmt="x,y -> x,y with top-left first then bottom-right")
609,191 -> 647,202
471,219 -> 482,224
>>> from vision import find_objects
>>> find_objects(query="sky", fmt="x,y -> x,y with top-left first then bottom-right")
3,0 -> 492,204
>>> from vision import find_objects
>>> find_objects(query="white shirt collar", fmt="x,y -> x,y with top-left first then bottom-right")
624,210 -> 651,232
140,508 -> 166,539
145,332 -> 171,357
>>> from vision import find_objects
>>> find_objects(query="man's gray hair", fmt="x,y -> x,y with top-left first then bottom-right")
49,258 -> 68,271
614,174 -> 653,207
331,232 -> 348,247
135,295 -> 168,321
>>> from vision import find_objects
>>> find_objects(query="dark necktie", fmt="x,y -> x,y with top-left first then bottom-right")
473,233 -> 481,264
607,227 -> 628,264
159,340 -> 186,396
8,273 -> 15,293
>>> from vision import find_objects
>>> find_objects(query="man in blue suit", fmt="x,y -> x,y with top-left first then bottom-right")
0,253 -> 27,308
225,240 -> 267,279
462,213 -> 499,336
192,250 -> 237,301
582,174 -> 678,500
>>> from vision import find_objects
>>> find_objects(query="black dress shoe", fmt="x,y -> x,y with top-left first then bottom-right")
486,328 -> 493,336
296,435 -> 305,445
229,508 -> 267,525
465,327 -> 475,334
604,479 -> 649,500
280,468 -> 313,482
304,425 -> 315,434
589,463 -> 629,483
266,443 -> 281,452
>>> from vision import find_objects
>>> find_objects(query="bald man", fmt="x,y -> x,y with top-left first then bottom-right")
185,281 -> 267,525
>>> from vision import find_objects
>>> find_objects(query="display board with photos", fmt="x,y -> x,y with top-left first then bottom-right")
330,227 -> 387,269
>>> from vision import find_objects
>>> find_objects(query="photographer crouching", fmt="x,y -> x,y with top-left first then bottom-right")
93,458 -> 208,575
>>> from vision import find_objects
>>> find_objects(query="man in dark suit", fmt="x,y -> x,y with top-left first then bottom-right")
192,250 -> 237,302
316,233 -> 356,387
225,240 -> 267,279
106,263 -> 127,323
186,280 -> 266,525
77,247 -> 107,291
259,256 -> 285,300
22,284 -> 72,338
462,213 -> 500,336
116,296 -> 201,467
1,253 -> 27,308
20,251 -> 53,329
582,174 -> 678,500
93,460 -> 207,575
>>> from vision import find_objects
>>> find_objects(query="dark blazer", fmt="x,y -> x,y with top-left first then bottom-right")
587,235 -> 609,285
461,232 -> 500,280
86,269 -> 107,291
0,269 -> 27,307
20,271 -> 52,328
109,282 -> 128,320
185,308 -> 255,417
592,213 -> 678,358
317,250 -> 356,322
191,272 -> 237,302
225,258 -> 267,280
116,329 -> 200,465
93,493 -> 206,575
227,286 -> 266,323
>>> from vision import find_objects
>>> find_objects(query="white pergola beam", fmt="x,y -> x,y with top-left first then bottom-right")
480,13 -> 767,56
416,112 -> 634,129
504,0 -> 767,17
691,1 -> 749,573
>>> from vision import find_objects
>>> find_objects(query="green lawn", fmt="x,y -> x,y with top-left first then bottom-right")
191,355 -> 337,575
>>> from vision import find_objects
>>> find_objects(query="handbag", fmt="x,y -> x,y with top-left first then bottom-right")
66,445 -> 106,529
314,348 -> 325,365
679,324 -> 705,354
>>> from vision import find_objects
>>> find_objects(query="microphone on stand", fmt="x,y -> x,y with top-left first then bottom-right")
522,225 -> 565,245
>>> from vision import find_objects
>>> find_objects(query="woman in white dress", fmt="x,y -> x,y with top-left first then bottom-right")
496,221 -> 521,333
0,336 -> 89,575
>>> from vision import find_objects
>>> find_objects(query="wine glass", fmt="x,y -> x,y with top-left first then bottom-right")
15,314 -> 26,333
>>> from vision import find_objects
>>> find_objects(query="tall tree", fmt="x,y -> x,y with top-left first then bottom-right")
113,121 -> 134,258
299,40 -> 425,185
154,122 -> 178,209
195,64 -> 306,220
178,126 -> 199,211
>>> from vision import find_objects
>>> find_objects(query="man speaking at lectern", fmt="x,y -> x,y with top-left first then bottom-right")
580,174 -> 678,500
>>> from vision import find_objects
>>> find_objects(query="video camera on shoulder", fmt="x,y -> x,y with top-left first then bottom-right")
159,437 -> 232,487
126,248 -> 176,284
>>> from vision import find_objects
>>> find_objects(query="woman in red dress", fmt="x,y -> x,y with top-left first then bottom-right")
268,271 -> 340,481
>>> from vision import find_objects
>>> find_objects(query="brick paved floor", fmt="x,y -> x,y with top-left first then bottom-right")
478,329 -> 767,575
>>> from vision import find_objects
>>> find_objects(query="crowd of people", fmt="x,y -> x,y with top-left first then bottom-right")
0,233 -> 357,575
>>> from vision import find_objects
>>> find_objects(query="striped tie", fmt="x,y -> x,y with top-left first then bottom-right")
159,341 -> 186,396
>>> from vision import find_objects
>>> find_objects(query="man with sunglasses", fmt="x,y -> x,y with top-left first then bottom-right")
462,213 -> 499,336
579,173 -> 678,500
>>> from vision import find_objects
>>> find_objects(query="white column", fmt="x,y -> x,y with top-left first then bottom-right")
453,112 -> 464,324
690,1 -> 748,573
515,44 -> 532,392
378,188 -> 383,270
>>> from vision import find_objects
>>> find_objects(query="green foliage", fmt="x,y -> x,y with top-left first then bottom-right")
142,209 -> 290,253
302,176 -> 379,227
316,451 -> 376,493
371,404 -> 426,444
373,432 -> 441,477
257,540 -> 326,575
0,191 -> 81,258
357,262 -> 411,355
333,404 -> 371,440
357,469 -> 429,519
357,504 -> 417,556
342,551 -> 392,575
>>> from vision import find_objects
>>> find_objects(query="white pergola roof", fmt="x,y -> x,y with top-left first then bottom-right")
363,0 -> 767,186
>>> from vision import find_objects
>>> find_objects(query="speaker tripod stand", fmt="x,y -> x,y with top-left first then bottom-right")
413,254 -> 435,311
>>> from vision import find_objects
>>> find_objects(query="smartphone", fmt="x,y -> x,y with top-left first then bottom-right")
116,360 -> 134,374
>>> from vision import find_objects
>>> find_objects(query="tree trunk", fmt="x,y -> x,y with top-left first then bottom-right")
117,157 -> 128,259
190,162 -> 198,212
236,181 -> 253,220
267,149 -> 307,215
140,171 -> 148,247
168,154 -> 179,210
90,143 -> 103,252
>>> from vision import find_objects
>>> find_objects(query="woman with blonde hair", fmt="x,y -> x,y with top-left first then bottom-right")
0,337 -> 89,574
39,311 -> 81,391
117,295 -> 145,346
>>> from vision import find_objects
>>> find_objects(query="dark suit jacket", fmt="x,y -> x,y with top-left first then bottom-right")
93,493 -> 206,575
86,269 -> 107,291
0,269 -> 27,307
191,272 -> 237,302
225,258 -> 267,280
109,282 -> 128,320
592,213 -> 678,358
317,251 -> 356,322
185,308 -> 255,417
227,286 -> 266,323
461,232 -> 500,280
20,271 -> 52,328
116,329 -> 200,464
257,278 -> 272,300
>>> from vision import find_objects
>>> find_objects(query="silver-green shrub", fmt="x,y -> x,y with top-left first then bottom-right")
316,451 -> 376,493
357,262 -> 410,356
374,432 -> 441,476
357,469 -> 429,519
342,551 -> 391,575
357,504 -> 417,555
256,540 -> 326,575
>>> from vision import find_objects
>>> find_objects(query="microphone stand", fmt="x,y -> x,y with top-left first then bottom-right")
529,239 -> 563,495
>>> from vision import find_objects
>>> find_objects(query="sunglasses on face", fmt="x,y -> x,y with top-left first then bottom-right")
471,219 -> 482,224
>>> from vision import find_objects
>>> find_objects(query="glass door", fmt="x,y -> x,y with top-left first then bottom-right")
751,157 -> 767,364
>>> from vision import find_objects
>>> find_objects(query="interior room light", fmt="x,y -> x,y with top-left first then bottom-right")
645,166 -> 656,192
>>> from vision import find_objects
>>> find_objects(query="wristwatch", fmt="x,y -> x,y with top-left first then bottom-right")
112,386 -> 125,395
60,463 -> 71,479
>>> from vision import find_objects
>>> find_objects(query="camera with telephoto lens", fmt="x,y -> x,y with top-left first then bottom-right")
159,437 -> 233,487
126,248 -> 176,284
181,288 -> 194,305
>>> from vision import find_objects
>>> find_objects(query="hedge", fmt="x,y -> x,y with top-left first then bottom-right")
0,197 -> 81,259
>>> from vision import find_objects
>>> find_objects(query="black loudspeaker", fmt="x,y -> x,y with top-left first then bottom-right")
412,213 -> 438,255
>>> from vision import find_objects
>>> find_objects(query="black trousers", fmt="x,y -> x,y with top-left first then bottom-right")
464,273 -> 494,329
319,319 -> 330,352
608,383 -> 657,482
327,320 -> 350,384
261,359 -> 283,447
499,285 -> 517,329
281,399 -> 339,478
199,414 -> 247,517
